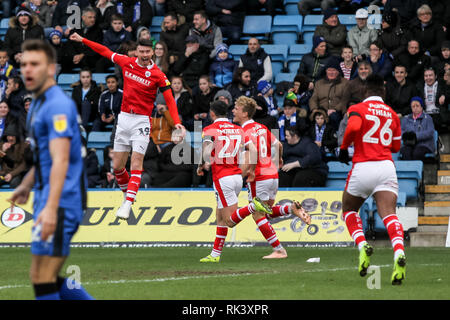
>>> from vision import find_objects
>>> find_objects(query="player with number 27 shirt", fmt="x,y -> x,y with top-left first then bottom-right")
339,75 -> 406,285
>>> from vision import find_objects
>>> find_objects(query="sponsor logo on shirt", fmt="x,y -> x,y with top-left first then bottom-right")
124,70 -> 151,86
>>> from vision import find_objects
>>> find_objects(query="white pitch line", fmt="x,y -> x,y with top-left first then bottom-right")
0,263 -> 443,291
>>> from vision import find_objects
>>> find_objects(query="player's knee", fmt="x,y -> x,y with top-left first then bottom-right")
252,211 -> 265,221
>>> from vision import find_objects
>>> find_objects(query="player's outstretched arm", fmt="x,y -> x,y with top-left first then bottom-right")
162,89 -> 186,141
70,32 -> 115,61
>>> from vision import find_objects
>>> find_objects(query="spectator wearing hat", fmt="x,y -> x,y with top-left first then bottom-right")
306,107 -> 338,161
297,0 -> 337,16
238,38 -> 272,86
225,67 -> 258,104
347,8 -> 378,62
385,64 -> 419,117
407,4 -> 446,59
4,7 -> 44,68
366,40 -> 393,81
377,11 -> 407,60
172,34 -> 210,89
297,35 -> 333,83
400,96 -> 436,161
151,92 -> 177,146
394,39 -> 432,83
257,80 -> 278,117
0,123 -> 30,188
433,41 -> 450,79
205,0 -> 246,44
137,26 -> 157,48
189,10 -> 223,59
313,8 -> 348,57
253,95 -> 278,131
47,29 -> 63,75
209,43 -> 237,88
277,99 -> 308,142
160,12 -> 190,66
309,57 -> 349,130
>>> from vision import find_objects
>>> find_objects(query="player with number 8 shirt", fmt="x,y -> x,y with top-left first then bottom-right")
338,74 -> 406,285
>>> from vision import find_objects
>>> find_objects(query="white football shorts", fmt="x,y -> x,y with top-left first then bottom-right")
247,178 -> 278,202
114,112 -> 151,154
213,174 -> 243,209
345,160 -> 399,198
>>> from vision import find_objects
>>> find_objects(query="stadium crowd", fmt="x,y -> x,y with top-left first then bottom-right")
0,0 -> 449,190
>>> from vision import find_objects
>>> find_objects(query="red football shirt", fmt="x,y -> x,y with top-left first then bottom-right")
342,96 -> 402,164
202,118 -> 244,181
242,120 -> 278,181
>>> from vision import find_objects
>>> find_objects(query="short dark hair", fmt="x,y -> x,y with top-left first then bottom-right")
193,10 -> 208,20
342,45 -> 353,52
106,74 -> 118,82
210,100 -> 228,118
164,12 -> 178,21
79,66 -> 92,75
21,39 -> 56,64
111,13 -> 124,22
137,39 -> 154,48
364,74 -> 385,99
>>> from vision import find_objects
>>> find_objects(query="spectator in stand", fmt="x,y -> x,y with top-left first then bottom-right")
189,10 -> 223,59
383,0 -> 423,28
257,80 -> 278,118
246,0 -> 283,16
378,11 -> 407,60
213,89 -> 234,120
238,38 -> 272,86
115,0 -> 153,36
394,39 -> 431,83
252,95 -> 278,131
0,48 -> 18,102
153,41 -> 170,75
297,36 -> 333,83
65,7 -> 104,72
279,125 -> 328,187
225,67 -> 258,104
95,0 -> 117,30
47,29 -> 64,75
151,93 -> 176,146
277,99 -> 307,143
21,0 -> 53,28
100,145 -> 115,188
160,12 -> 190,67
407,4 -> 446,60
416,67 -> 449,132
0,123 -> 29,188
51,0 -> 91,34
4,8 -> 44,68
307,107 -> 338,161
339,45 -> 358,80
148,0 -> 166,17
193,75 -> 220,128
23,94 -> 32,113
297,0 -> 337,16
93,74 -> 123,132
209,43 -> 236,89
206,0 -> 246,44
434,41 -> 450,79
171,75 -> 194,131
309,58 -> 349,131
114,40 -> 137,89
4,76 -> 27,124
137,26 -> 157,48
342,60 -> 372,108
0,101 -> 15,141
172,34 -> 210,89
167,0 -> 205,23
71,67 -> 102,130
366,41 -> 393,81
85,146 -> 102,188
314,8 -> 348,57
385,64 -> 419,117
347,8 -> 378,63
288,74 -> 313,115
400,96 -> 436,161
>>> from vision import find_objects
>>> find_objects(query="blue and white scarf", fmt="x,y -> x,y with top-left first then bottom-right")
0,118 -> 5,138
315,124 -> 325,142
117,1 -> 141,23
278,113 -> 296,141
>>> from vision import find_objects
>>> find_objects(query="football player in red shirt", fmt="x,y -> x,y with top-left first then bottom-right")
339,74 -> 406,285
230,96 -> 311,259
69,32 -> 185,220
196,100 -> 266,262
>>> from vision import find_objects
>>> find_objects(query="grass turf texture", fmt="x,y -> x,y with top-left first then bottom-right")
0,247 -> 449,300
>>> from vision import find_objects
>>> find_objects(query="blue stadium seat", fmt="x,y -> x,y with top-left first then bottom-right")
288,44 -> 311,62
275,72 -> 296,84
392,152 -> 400,160
285,3 -> 299,15
261,44 -> 288,62
87,131 -> 111,149
395,160 -> 423,199
241,15 -> 272,42
338,14 -> 356,28
96,149 -> 104,167
302,14 -> 323,32
325,161 -> 352,189
92,73 -> 110,85
271,61 -> 284,77
424,130 -> 439,160
271,15 -> 302,44
57,73 -> 79,91
287,60 -> 300,73
228,44 -> 248,62
372,192 -> 407,233
150,16 -> 164,34
302,32 -> 314,46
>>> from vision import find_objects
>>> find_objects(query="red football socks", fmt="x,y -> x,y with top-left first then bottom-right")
211,226 -> 228,257
256,217 -> 282,250
114,168 -> 129,193
125,170 -> 142,203
382,214 -> 405,257
343,211 -> 367,249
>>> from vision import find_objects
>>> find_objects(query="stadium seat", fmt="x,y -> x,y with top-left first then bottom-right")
302,32 -> 314,46
271,61 -> 284,77
325,161 -> 352,189
285,3 -> 299,15
395,160 -> 423,199
150,16 -> 164,33
96,149 -> 104,167
274,72 -> 296,84
57,73 -> 79,91
287,60 -> 300,73
228,44 -> 248,62
337,14 -> 356,28
87,131 -> 111,149
261,44 -> 288,62
92,73 -> 110,85
0,18 -> 9,36
288,44 -> 311,62
424,130 -> 439,160
392,152 -> 400,160
271,15 -> 302,44
241,15 -> 272,42
302,15 -> 323,32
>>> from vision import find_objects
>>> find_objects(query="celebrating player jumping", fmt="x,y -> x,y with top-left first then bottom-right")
69,32 -> 185,220
339,74 -> 406,285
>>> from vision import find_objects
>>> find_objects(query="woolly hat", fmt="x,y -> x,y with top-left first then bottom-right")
214,89 -> 233,106
312,36 -> 326,50
49,29 -> 62,40
323,8 -> 337,21
257,80 -> 272,95
136,26 -> 150,39
441,41 -> 450,50
410,96 -> 424,107
155,92 -> 166,106
325,57 -> 341,71
215,43 -> 229,54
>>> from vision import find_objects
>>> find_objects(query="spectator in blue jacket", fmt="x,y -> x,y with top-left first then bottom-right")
209,43 -> 236,88
400,96 -> 436,161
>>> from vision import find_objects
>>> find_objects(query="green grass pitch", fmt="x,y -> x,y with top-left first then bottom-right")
0,246 -> 449,300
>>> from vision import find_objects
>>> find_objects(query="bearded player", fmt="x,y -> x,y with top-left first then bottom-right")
70,32 -> 185,220
339,74 -> 406,285
231,96 -> 311,259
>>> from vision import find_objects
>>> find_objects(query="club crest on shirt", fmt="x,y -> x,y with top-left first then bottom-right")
53,114 -> 67,133
145,70 -> 151,78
